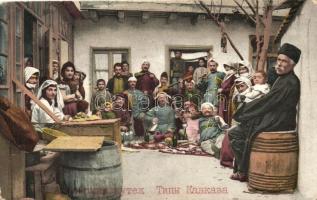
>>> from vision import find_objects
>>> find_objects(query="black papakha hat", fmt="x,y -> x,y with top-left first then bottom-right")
278,43 -> 301,64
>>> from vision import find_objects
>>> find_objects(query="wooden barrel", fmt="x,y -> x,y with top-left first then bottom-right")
248,131 -> 298,192
59,141 -> 122,200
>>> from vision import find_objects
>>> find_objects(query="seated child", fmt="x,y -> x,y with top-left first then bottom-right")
199,102 -> 228,158
178,101 -> 200,142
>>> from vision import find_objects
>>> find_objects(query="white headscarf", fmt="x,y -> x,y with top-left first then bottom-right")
37,80 -> 64,109
238,60 -> 254,79
155,92 -> 171,100
128,76 -> 137,82
201,102 -> 215,111
24,67 -> 40,82
235,76 -> 252,95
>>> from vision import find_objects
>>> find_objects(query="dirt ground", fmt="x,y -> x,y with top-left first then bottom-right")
121,149 -> 299,200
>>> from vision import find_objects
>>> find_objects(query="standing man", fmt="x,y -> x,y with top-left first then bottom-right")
198,59 -> 225,107
121,61 -> 133,78
135,61 -> 159,108
228,43 -> 301,181
107,63 -> 129,95
125,77 -> 147,137
170,50 -> 186,87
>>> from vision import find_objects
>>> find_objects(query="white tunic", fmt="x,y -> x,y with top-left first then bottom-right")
31,98 -> 64,127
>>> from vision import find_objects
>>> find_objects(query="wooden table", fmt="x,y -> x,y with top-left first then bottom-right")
51,119 -> 122,148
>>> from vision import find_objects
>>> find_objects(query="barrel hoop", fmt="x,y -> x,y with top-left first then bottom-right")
249,180 -> 296,187
249,172 -> 297,179
251,145 -> 298,151
249,179 -> 296,187
248,181 -> 296,191
254,136 -> 297,142
253,139 -> 297,144
250,149 -> 299,153
249,175 -> 297,183
252,143 -> 298,148
61,163 -> 121,171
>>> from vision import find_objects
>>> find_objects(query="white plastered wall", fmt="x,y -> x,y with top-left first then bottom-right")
281,0 -> 317,199
74,16 -> 257,103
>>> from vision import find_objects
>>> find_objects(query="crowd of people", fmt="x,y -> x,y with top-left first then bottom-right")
25,43 -> 301,183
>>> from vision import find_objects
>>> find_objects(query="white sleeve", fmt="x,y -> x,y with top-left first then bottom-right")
244,90 -> 262,100
31,106 -> 40,124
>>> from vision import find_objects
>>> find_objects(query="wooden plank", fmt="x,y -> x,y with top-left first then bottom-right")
63,118 -> 120,126
12,78 -> 62,123
44,136 -> 104,152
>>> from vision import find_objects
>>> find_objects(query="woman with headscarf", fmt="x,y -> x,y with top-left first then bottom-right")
237,60 -> 254,79
31,80 -> 68,128
24,66 -> 40,117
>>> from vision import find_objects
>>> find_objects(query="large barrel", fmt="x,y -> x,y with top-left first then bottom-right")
59,141 -> 123,200
248,131 -> 298,192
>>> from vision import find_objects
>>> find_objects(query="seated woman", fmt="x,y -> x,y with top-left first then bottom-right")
31,80 -> 69,129
58,61 -> 88,116
145,92 -> 175,142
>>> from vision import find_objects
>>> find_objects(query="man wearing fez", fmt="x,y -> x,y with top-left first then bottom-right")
135,61 -> 159,108
228,43 -> 301,181
125,76 -> 147,137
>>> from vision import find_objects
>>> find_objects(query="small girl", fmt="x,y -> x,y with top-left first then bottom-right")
178,101 -> 200,142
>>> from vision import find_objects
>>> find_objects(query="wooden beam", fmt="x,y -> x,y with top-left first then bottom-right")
117,11 -> 125,23
167,13 -> 177,24
141,12 -> 150,24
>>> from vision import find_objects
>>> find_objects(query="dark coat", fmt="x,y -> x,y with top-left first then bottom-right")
106,76 -> 129,95
233,71 -> 300,172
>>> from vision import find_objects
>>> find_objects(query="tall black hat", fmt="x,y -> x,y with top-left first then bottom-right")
278,43 -> 301,64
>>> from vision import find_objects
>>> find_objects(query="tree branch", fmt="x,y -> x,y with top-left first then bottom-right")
234,0 -> 256,25
245,0 -> 257,15
198,1 -> 244,60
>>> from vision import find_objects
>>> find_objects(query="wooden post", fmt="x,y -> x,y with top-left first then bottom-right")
257,4 -> 273,71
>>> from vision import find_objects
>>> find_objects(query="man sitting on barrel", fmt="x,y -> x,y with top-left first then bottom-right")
228,43 -> 301,182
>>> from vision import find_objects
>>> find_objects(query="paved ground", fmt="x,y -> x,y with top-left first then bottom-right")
121,149 -> 298,200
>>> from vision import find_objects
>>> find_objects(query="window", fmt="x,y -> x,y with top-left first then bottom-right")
0,4 -> 8,88
92,49 -> 129,91
15,6 -> 24,106
0,3 -> 8,97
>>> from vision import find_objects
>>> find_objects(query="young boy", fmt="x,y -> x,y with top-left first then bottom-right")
199,102 -> 228,157
90,79 -> 112,115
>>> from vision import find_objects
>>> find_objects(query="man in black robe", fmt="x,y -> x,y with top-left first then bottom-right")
228,43 -> 301,181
